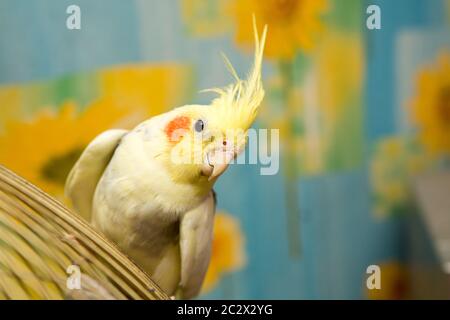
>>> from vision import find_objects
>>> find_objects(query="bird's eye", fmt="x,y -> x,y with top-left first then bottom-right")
194,119 -> 205,132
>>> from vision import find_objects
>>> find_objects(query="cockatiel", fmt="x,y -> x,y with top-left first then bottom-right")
65,21 -> 267,299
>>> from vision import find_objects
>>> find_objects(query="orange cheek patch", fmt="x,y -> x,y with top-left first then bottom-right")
165,116 -> 191,143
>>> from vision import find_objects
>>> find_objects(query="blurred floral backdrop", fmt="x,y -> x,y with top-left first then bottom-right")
0,0 -> 449,299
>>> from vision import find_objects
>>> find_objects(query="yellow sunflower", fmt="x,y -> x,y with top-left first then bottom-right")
201,212 -> 246,294
229,0 -> 329,59
370,136 -> 428,218
0,87 -> 22,131
0,65 -> 192,198
0,101 -> 136,198
411,51 -> 450,156
314,32 -> 364,124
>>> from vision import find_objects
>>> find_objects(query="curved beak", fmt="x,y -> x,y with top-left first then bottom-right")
201,149 -> 235,181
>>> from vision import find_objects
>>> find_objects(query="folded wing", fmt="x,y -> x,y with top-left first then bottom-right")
65,129 -> 128,221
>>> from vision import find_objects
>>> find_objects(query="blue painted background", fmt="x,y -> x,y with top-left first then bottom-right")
0,0 -> 448,299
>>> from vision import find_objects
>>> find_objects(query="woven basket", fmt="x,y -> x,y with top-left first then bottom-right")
0,165 -> 167,300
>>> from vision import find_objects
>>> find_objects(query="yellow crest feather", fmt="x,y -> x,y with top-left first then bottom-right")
205,17 -> 267,130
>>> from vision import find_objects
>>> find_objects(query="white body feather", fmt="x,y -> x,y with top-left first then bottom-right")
65,20 -> 267,299
66,113 -> 215,298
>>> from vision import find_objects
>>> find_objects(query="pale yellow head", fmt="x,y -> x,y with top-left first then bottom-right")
149,19 -> 267,186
